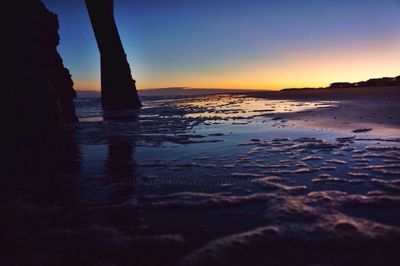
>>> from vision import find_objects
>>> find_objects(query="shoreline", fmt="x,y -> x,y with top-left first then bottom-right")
243,86 -> 400,135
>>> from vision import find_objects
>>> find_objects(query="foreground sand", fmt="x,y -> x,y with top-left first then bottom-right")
4,91 -> 400,266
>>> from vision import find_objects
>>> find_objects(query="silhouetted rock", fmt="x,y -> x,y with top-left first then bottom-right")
9,0 -> 77,137
85,0 -> 142,110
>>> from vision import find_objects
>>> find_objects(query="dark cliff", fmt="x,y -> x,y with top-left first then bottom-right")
8,0 -> 77,137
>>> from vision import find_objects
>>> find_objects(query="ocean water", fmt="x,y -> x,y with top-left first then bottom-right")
4,94 -> 400,265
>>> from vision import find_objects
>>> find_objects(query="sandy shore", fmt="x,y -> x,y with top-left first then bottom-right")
246,86 -> 400,135
4,91 -> 400,266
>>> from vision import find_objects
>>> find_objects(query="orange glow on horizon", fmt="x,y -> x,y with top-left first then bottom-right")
75,80 -> 100,91
74,36 -> 400,92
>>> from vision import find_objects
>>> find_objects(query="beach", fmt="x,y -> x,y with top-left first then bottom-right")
8,1 -> 400,265
3,86 -> 400,265
248,86 -> 400,135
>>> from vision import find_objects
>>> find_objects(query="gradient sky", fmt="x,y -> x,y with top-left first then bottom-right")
43,0 -> 400,90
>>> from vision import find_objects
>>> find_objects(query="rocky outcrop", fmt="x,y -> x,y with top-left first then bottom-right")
85,0 -> 142,110
9,0 -> 77,137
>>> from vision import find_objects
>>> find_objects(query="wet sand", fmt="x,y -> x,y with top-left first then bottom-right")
3,89 -> 400,266
248,85 -> 400,134
282,98 -> 400,135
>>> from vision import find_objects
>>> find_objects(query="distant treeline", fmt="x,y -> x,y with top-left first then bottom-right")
329,75 -> 400,88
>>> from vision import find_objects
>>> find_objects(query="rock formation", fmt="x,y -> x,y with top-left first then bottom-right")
85,0 -> 142,110
9,0 -> 77,137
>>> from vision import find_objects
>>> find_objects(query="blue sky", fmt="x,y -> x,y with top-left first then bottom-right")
43,0 -> 400,90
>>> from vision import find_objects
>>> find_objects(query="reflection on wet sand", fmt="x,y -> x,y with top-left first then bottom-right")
103,112 -> 139,204
2,94 -> 400,265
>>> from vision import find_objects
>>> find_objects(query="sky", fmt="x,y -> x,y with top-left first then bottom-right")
43,0 -> 400,91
